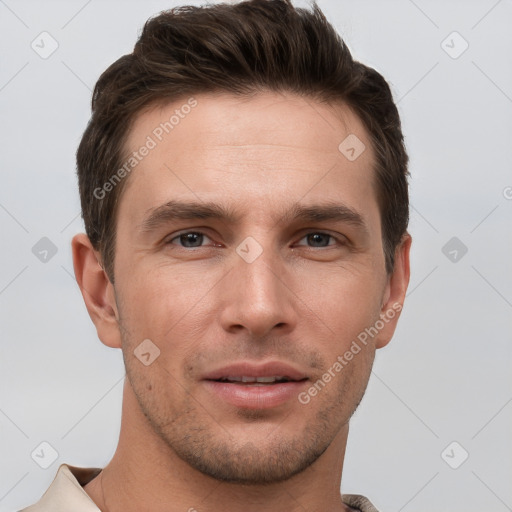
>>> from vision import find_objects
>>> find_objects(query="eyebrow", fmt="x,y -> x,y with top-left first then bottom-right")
140,200 -> 239,233
139,199 -> 369,235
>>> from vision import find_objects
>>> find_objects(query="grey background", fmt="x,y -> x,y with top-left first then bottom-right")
1,0 -> 511,511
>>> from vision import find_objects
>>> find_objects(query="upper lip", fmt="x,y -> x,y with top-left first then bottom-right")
201,361 -> 308,381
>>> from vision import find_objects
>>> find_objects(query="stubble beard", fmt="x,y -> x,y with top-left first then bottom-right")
123,346 -> 372,486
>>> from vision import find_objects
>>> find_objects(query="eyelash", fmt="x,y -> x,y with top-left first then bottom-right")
166,231 -> 345,249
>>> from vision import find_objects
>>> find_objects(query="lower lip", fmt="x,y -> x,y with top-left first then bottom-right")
203,380 -> 308,409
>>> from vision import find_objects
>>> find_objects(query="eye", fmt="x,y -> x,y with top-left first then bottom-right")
167,231 -> 213,248
295,232 -> 343,248
165,230 -> 345,250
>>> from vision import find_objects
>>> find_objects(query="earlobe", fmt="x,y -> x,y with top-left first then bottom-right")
71,233 -> 122,349
375,233 -> 412,349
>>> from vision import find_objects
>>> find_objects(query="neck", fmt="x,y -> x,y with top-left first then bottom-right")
84,379 -> 354,512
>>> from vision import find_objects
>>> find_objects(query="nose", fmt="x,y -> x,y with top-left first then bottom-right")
219,243 -> 296,338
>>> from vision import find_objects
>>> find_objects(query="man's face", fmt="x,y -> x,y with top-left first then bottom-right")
110,91 -> 398,483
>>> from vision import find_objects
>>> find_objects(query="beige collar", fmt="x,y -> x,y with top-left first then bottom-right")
20,464 -> 101,511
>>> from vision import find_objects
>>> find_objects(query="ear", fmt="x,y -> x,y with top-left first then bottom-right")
71,233 -> 122,349
375,233 -> 412,349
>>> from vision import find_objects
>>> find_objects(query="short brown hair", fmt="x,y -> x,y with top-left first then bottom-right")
77,0 -> 409,283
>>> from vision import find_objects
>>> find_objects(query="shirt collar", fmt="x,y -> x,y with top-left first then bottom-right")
22,463 -> 102,512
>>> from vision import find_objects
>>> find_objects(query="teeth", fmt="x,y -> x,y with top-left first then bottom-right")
256,376 -> 281,383
222,376 -> 288,383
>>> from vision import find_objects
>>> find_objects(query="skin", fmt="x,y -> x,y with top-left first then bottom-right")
72,90 -> 411,512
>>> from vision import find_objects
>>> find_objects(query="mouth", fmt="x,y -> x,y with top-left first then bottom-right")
201,362 -> 309,409
210,375 -> 306,385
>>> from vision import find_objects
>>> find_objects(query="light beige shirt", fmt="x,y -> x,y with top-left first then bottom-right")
19,463 -> 380,512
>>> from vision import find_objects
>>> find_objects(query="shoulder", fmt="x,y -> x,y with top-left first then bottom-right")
341,493 -> 381,512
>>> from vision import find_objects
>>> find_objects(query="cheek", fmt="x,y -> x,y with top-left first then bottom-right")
299,267 -> 384,341
299,337 -> 375,425
116,268 -> 217,376
125,351 -> 193,427
117,265 -> 202,334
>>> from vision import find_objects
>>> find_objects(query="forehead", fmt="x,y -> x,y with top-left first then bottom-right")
118,90 -> 378,229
